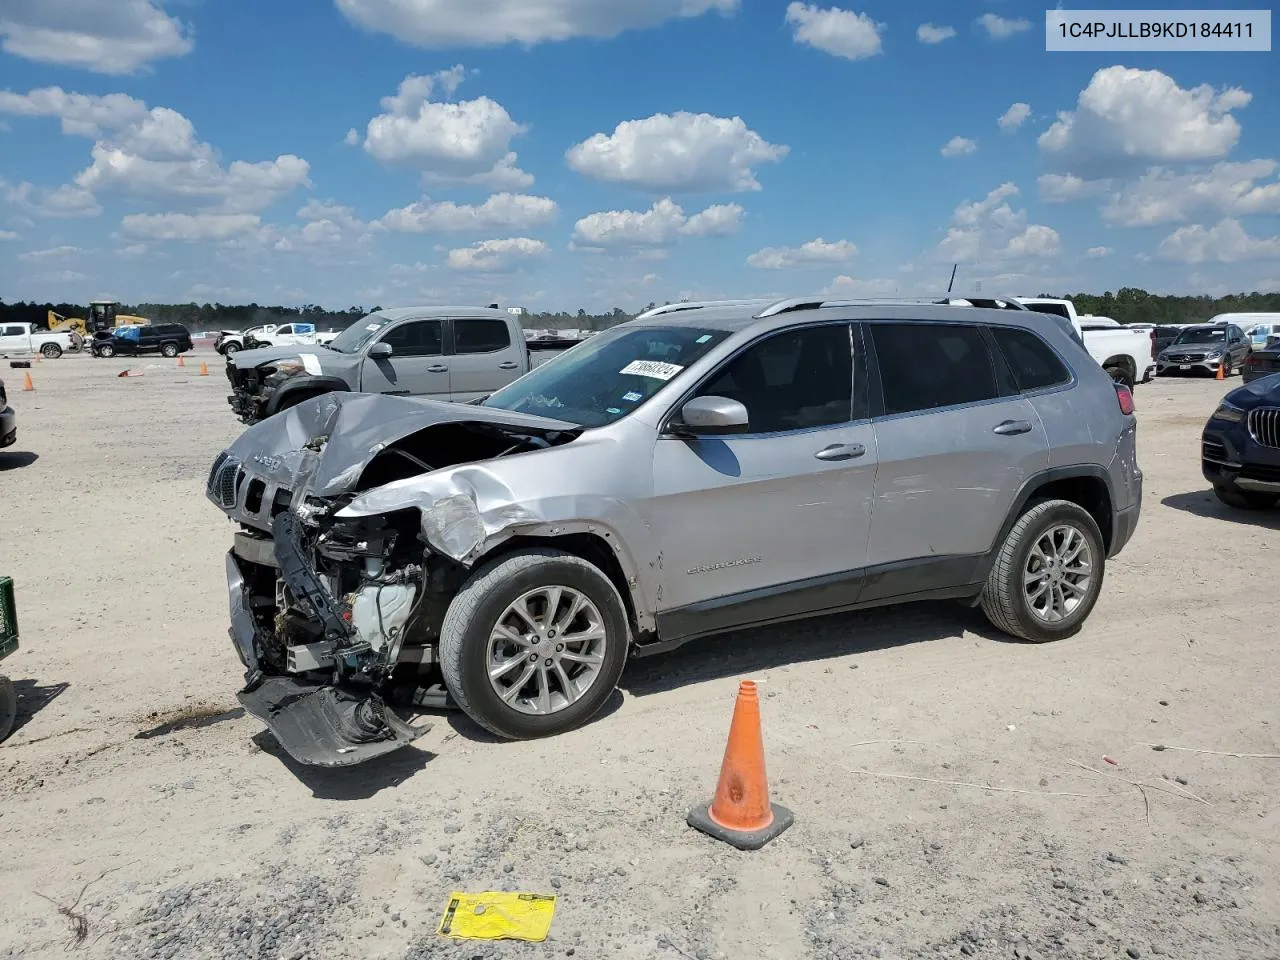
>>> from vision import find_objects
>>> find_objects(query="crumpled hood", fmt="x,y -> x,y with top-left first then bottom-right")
230,344 -> 338,370
219,391 -> 581,499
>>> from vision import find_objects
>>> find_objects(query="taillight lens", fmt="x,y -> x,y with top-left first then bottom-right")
1115,383 -> 1135,415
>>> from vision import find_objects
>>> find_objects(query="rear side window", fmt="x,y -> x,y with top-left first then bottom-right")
454,318 -> 511,354
989,326 -> 1071,392
870,323 -> 998,416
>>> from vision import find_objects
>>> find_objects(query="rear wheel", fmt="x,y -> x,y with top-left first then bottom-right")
440,548 -> 630,740
1105,365 -> 1135,390
980,499 -> 1106,643
40,343 -> 62,359
1213,483 -> 1277,510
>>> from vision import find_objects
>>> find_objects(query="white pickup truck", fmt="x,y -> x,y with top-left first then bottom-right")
215,322 -> 337,355
0,322 -> 79,359
1015,298 -> 1155,388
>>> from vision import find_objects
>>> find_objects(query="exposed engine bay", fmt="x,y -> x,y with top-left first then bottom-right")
210,391 -> 581,765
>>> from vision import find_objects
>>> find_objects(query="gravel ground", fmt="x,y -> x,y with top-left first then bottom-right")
1,353 -> 1277,959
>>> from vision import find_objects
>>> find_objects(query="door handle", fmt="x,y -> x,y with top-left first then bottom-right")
993,420 -> 1033,436
427,364 -> 448,373
814,442 -> 866,461
497,361 -> 518,370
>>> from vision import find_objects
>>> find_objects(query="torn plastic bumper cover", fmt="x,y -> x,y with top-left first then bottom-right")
225,512 -> 430,767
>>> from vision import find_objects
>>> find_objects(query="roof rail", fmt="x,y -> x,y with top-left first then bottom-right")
633,298 -> 775,321
752,294 -> 1030,318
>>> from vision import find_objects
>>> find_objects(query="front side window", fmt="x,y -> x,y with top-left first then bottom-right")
454,318 -> 512,354
989,326 -> 1071,392
871,322 -> 998,415
696,324 -> 853,434
483,325 -> 730,428
379,319 -> 442,357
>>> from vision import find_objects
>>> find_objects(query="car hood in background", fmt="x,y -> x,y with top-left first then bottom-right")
230,344 -> 341,370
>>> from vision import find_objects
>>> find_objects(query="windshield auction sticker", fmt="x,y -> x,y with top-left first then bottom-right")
620,360 -> 683,380
1046,10 -> 1271,50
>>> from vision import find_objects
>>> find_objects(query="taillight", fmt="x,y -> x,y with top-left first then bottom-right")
1115,383 -> 1135,415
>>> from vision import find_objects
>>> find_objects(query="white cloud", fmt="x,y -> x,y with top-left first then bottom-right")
1,178 -> 102,218
1084,246 -> 1113,259
1257,278 -> 1280,294
18,245 -> 80,262
1156,219 -> 1280,264
0,87 -> 148,136
916,22 -> 955,44
446,237 -> 550,271
118,243 -> 148,258
344,128 -> 359,146
680,203 -> 744,237
570,198 -> 741,249
941,136 -> 977,158
935,182 -> 1061,265
0,0 -> 192,74
785,3 -> 884,61
1037,173 -> 1107,203
335,0 -> 737,46
977,13 -> 1030,38
378,192 -> 558,233
1101,160 -> 1280,227
120,212 -> 262,242
31,269 -> 89,283
273,199 -> 376,251
822,275 -> 899,296
1039,66 -> 1250,171
747,238 -> 857,270
0,231 -> 18,241
998,102 -> 1031,131
566,111 -> 788,193
359,69 -> 533,188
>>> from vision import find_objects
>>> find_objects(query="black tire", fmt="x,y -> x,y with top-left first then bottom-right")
1105,366 -> 1135,390
980,499 -> 1106,643
0,676 -> 15,743
1221,357 -> 1233,378
439,547 -> 630,740
1213,483 -> 1277,510
160,342 -> 179,358
97,343 -> 115,358
40,343 -> 62,359
222,342 -> 239,356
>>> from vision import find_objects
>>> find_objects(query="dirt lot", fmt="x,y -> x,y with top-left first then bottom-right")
1,354 -> 1277,960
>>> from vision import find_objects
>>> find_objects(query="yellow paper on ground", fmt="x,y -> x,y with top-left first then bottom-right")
437,891 -> 557,942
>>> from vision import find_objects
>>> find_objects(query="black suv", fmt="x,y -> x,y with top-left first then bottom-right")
92,323 -> 194,359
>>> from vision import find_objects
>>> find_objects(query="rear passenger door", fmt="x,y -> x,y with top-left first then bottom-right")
447,317 -> 525,401
862,321 -> 1049,596
358,318 -> 450,398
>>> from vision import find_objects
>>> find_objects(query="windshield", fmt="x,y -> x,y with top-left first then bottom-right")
482,324 -> 732,427
1173,327 -> 1225,344
327,314 -> 392,354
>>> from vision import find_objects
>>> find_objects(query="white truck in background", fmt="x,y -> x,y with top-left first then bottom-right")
214,322 -> 338,356
0,322 -> 79,359
1015,298 -> 1156,388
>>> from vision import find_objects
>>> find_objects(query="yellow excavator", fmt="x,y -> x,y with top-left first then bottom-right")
47,300 -> 151,338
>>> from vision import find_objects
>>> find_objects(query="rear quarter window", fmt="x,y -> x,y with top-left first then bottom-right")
989,326 -> 1072,392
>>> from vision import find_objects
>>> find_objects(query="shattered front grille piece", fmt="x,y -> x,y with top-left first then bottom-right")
209,453 -> 243,509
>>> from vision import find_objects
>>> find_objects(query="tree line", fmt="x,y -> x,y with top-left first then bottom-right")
3,289 -> 1278,333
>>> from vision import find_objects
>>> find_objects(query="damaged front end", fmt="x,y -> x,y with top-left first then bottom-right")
209,391 -> 580,765
226,354 -> 314,425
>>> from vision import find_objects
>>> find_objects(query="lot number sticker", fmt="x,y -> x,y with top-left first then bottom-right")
620,360 -> 683,380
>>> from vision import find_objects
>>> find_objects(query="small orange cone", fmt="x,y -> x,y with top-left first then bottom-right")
1216,363 -> 1225,380
177,355 -> 185,367
198,360 -> 209,376
22,372 -> 33,391
687,680 -> 793,850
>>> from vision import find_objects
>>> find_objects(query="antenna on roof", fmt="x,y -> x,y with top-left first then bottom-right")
946,264 -> 958,294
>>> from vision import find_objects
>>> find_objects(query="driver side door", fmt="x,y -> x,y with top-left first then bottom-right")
358,318 -> 450,398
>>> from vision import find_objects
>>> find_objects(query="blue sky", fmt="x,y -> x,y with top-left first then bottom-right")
0,0 -> 1277,313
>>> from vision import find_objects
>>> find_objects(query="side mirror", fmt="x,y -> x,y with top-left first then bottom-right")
368,342 -> 393,359
670,395 -> 749,437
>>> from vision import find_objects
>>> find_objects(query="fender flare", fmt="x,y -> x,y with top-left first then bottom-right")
265,375 -> 351,416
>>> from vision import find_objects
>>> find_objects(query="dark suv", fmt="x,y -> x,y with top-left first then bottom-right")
92,323 -> 193,359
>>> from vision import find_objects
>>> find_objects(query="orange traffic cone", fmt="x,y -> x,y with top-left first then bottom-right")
1216,363 -> 1225,380
22,372 -> 33,391
687,680 -> 793,850
198,360 -> 209,376
177,355 -> 185,367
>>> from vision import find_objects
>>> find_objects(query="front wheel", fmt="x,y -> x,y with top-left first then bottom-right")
40,343 -> 62,359
439,548 -> 630,740
1213,483 -> 1277,510
980,499 -> 1106,643
222,342 -> 239,356
160,343 -> 179,358
1221,357 -> 1234,377
97,343 -> 115,358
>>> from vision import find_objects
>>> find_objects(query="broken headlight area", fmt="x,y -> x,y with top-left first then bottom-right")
228,506 -> 464,766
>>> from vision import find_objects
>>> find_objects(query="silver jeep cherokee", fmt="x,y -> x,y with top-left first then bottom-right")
207,295 -> 1142,765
